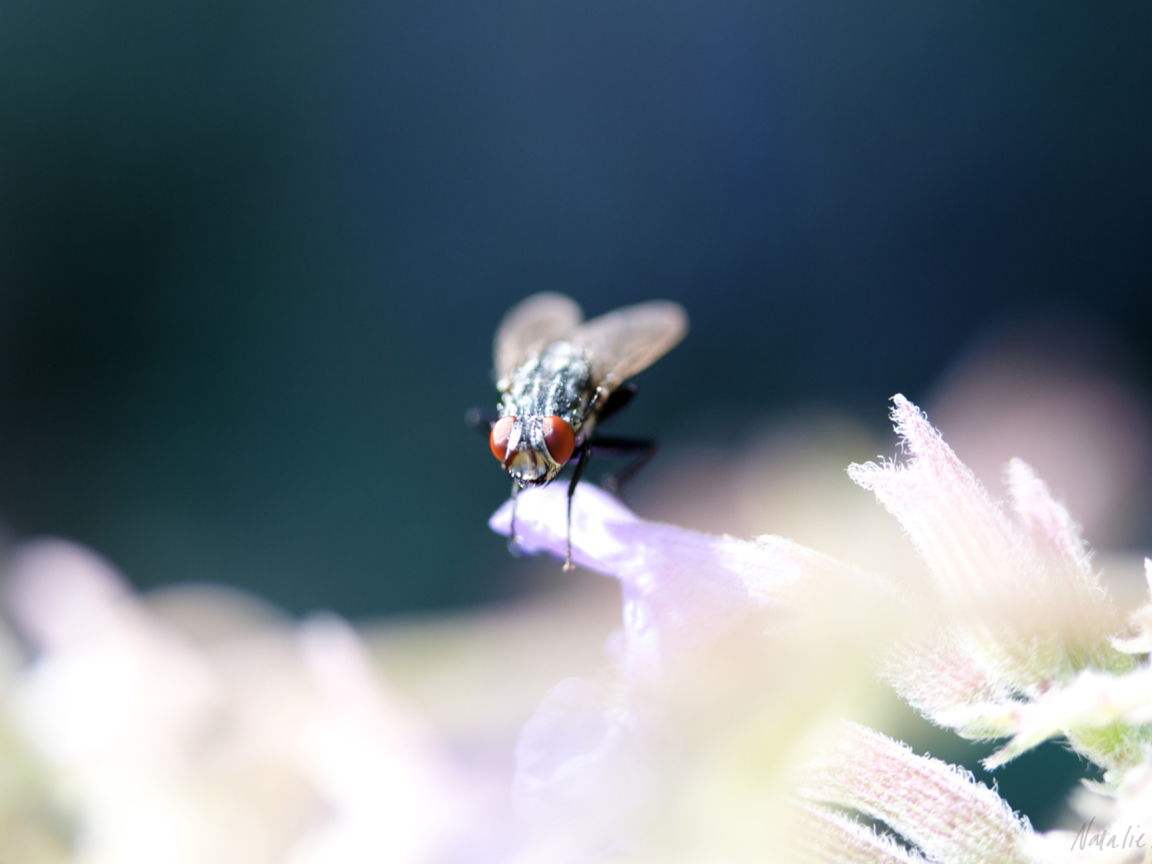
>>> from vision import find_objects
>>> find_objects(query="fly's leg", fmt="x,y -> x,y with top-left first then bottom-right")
594,383 -> 637,425
508,480 -> 523,556
588,437 -> 657,496
564,443 -> 591,571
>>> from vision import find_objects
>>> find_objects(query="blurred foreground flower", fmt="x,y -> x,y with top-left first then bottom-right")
2,541 -> 483,864
0,394 -> 1149,863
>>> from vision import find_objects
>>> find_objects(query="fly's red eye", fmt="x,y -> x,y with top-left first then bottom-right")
490,416 -> 516,462
543,416 -> 576,465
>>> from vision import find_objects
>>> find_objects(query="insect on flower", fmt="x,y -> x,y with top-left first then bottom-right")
469,292 -> 688,570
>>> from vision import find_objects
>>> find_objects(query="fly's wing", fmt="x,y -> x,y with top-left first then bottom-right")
494,292 -> 584,381
572,301 -> 688,405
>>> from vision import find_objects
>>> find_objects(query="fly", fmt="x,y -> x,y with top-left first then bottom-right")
468,292 -> 688,570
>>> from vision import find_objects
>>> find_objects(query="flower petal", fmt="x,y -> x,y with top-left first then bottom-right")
491,483 -> 816,677
883,628 -> 1018,738
1112,559 -> 1152,655
798,722 -> 1034,864
850,395 -> 1120,693
511,676 -> 661,863
983,667 -> 1152,770
786,801 -> 928,864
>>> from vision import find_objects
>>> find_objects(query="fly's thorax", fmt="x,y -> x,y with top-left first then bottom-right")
498,341 -> 593,432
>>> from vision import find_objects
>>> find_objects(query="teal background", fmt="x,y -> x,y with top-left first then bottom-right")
2,0 -> 1149,616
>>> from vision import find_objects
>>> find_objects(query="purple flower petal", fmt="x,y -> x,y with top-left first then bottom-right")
492,483 -> 811,677
512,677 -> 659,862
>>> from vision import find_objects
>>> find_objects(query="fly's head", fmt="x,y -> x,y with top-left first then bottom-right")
489,341 -> 592,487
489,414 -> 576,487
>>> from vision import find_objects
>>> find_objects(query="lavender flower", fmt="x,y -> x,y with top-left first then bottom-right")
490,474 -> 912,860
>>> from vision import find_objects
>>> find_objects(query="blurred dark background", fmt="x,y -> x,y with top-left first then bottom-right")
0,0 -> 1150,619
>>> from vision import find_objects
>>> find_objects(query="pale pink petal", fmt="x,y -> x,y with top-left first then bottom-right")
848,395 -> 1042,610
5,539 -> 140,650
1004,458 -> 1096,588
786,802 -> 928,864
797,723 -> 1034,864
850,396 -> 1120,694
4,538 -> 220,767
1003,459 -> 1122,671
883,628 -> 1017,736
289,613 -> 471,864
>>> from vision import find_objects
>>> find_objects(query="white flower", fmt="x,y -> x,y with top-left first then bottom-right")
4,539 -> 478,864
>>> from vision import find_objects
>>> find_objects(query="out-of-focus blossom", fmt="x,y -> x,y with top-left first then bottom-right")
3,540 -> 481,864
0,622 -> 69,864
